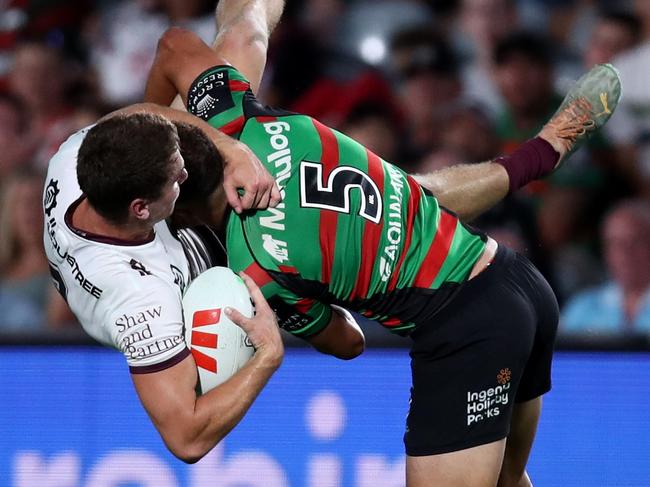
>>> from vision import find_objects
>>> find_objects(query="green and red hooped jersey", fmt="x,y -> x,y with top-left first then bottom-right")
187,66 -> 487,336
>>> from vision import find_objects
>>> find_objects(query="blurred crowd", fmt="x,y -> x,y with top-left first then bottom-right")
1,0 -> 649,340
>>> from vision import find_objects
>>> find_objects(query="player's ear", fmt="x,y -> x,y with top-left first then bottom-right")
130,198 -> 151,221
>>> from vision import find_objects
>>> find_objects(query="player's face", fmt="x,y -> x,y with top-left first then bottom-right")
148,149 -> 188,222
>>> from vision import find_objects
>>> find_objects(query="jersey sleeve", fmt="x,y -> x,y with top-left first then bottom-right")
104,281 -> 189,373
186,65 -> 251,137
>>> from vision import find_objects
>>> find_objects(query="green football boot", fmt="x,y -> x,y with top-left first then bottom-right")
539,63 -> 622,168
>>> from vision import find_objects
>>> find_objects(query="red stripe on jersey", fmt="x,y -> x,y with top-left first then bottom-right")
295,298 -> 314,314
192,349 -> 217,373
244,262 -> 273,287
256,116 -> 277,123
388,176 -> 422,291
219,116 -> 245,136
382,317 -> 402,327
412,209 -> 458,288
229,80 -> 250,91
191,330 -> 218,348
312,119 -> 340,284
350,149 -> 385,299
312,119 -> 339,177
279,265 -> 298,274
192,309 -> 222,328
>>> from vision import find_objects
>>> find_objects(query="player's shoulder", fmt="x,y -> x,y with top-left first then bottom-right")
47,125 -> 94,172
44,125 -> 95,221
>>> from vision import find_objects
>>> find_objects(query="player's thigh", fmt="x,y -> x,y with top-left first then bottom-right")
405,251 -> 539,458
497,397 -> 542,487
406,439 -> 506,487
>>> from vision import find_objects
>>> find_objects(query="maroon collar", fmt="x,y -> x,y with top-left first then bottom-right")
65,197 -> 155,247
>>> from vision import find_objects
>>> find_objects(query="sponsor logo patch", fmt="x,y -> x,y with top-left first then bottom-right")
44,179 -> 60,217
466,368 -> 512,426
187,70 -> 235,121
262,234 -> 289,263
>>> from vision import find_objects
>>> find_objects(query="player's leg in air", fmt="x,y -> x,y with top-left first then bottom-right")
406,64 -> 621,487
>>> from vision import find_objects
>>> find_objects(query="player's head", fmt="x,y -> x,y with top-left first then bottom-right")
173,121 -> 224,211
77,112 -> 188,225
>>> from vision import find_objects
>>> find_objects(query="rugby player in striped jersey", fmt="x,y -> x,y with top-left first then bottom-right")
135,0 -> 620,483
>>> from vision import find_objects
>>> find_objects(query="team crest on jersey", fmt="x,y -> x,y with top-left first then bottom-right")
44,179 -> 60,217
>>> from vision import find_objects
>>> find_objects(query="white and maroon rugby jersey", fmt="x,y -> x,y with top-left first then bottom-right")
43,127 -> 220,373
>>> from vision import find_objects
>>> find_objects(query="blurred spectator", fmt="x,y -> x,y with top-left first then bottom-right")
390,27 -> 462,166
417,103 -> 498,171
583,9 -> 642,68
605,0 -> 650,196
0,92 -> 33,184
340,102 -> 401,162
455,0 -> 520,117
7,40 -> 86,166
557,8 -> 643,94
562,199 -> 650,335
87,0 -> 216,105
493,31 -> 557,150
0,170 -> 49,330
1,0 -> 93,88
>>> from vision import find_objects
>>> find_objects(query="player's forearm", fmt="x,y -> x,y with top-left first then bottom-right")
176,354 -> 280,463
413,162 -> 509,221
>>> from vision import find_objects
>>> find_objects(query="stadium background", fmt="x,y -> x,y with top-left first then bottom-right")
1,0 -> 649,485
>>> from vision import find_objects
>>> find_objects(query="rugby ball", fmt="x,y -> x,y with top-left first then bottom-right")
182,267 -> 255,395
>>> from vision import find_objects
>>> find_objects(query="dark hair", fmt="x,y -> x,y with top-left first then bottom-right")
391,27 -> 458,77
77,112 -> 179,223
599,10 -> 643,44
494,31 -> 553,67
174,122 -> 224,208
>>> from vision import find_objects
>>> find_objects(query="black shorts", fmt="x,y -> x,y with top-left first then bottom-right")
404,246 -> 559,456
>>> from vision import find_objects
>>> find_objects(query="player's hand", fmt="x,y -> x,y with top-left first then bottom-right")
224,272 -> 284,369
221,140 -> 281,214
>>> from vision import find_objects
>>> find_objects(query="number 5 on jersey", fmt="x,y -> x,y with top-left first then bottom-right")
299,161 -> 383,223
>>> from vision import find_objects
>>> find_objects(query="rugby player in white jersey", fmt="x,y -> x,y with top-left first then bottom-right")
43,102 -> 285,463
